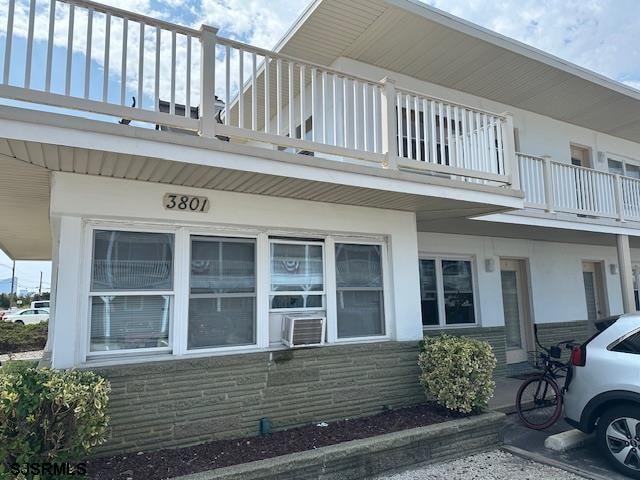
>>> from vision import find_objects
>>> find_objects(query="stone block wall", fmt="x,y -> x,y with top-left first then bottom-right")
536,320 -> 592,361
424,326 -> 507,376
93,341 -> 424,455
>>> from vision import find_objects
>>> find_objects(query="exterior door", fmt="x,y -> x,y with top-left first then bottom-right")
500,259 -> 532,364
582,261 -> 607,325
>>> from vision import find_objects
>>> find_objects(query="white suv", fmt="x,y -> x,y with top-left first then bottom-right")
564,314 -> 640,478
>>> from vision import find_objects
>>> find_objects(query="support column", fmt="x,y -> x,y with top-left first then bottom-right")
51,216 -> 83,368
617,234 -> 635,313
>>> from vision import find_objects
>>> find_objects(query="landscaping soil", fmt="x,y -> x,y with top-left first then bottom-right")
87,402 -> 468,480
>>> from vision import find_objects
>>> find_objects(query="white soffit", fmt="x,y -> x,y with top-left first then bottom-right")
0,155 -> 51,260
276,0 -> 640,143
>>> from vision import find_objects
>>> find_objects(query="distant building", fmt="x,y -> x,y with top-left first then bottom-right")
0,277 -> 17,295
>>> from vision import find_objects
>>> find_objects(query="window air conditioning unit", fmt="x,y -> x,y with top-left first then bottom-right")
282,315 -> 326,348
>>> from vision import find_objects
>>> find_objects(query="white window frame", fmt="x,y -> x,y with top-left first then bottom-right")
268,238 -> 326,312
81,223 -> 179,359
329,237 -> 391,343
183,231 -> 262,355
419,255 -> 479,329
606,152 -> 640,179
79,220 -> 392,364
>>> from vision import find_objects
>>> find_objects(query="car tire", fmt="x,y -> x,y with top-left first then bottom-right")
14,320 -> 24,325
596,403 -> 640,479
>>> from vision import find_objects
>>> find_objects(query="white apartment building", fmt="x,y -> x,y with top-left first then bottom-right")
1,0 -> 639,453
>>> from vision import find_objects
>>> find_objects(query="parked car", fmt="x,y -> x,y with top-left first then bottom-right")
3,308 -> 49,325
564,314 -> 640,479
31,300 -> 50,310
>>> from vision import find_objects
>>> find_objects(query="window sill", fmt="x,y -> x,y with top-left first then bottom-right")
79,338 -> 394,368
422,324 -> 479,331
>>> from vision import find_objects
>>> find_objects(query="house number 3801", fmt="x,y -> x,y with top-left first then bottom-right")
163,193 -> 210,213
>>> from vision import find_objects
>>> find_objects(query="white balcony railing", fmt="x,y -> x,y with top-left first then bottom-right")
518,153 -> 640,222
0,0 -> 516,187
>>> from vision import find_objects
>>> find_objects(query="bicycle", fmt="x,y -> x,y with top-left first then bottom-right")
515,325 -> 578,430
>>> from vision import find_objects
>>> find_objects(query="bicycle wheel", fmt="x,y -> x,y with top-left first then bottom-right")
516,375 -> 563,430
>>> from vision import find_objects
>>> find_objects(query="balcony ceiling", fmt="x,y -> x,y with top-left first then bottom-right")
277,0 -> 640,144
0,105 -> 523,260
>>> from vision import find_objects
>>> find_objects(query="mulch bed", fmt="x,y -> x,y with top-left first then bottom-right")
87,402 -> 468,480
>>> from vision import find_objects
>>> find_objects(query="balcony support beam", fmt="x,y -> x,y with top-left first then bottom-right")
614,174 -> 625,222
542,155 -> 555,213
617,234 -> 635,313
199,24 -> 219,138
380,77 -> 398,169
501,112 -> 519,190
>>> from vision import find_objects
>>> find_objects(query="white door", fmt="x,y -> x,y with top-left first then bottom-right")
500,259 -> 532,364
582,261 -> 607,324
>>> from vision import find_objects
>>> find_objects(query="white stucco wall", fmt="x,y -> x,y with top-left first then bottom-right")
418,232 -> 625,328
48,172 -> 423,368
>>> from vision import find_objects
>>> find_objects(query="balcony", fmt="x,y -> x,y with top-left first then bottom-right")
518,153 -> 640,223
0,0 -> 517,189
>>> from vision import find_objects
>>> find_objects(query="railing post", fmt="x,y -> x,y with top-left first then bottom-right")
380,77 -> 398,169
199,24 -> 219,138
500,112 -> 519,189
542,155 -> 555,213
614,174 -> 626,222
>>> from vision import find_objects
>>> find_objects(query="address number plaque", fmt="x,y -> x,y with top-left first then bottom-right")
163,193 -> 210,213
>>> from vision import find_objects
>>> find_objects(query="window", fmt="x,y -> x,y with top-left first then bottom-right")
570,144 -> 590,167
419,257 -> 477,327
270,239 -> 324,310
89,230 -> 174,353
419,259 -> 438,326
335,243 -> 384,338
612,331 -> 640,354
607,155 -> 640,179
398,108 -> 451,164
84,227 -> 390,360
188,236 -> 256,349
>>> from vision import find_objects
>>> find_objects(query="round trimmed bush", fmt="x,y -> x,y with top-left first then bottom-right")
418,334 -> 496,413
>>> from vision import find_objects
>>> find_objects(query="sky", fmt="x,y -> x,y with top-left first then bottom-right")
1,0 -> 639,292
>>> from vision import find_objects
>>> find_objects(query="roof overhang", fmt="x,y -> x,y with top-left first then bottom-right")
0,156 -> 51,260
0,104 -> 523,259
275,0 -> 640,143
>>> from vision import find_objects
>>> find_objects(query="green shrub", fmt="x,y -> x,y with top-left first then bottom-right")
0,322 -> 48,354
0,366 -> 110,478
418,335 -> 496,413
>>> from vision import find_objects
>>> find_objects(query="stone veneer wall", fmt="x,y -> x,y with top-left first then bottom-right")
93,341 -> 424,455
535,321 -> 592,361
424,321 -> 593,375
423,327 -> 507,376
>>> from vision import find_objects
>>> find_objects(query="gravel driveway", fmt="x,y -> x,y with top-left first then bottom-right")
379,449 -> 586,479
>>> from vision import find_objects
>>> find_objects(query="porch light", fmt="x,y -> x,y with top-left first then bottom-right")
484,259 -> 495,273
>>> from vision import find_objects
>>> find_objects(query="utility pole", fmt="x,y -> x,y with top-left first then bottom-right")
10,261 -> 15,296
39,271 -> 43,296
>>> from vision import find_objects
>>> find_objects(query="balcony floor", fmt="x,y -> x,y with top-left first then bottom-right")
0,105 -> 523,260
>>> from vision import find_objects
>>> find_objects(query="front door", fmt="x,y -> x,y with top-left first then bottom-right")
500,259 -> 532,364
582,261 -> 607,326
